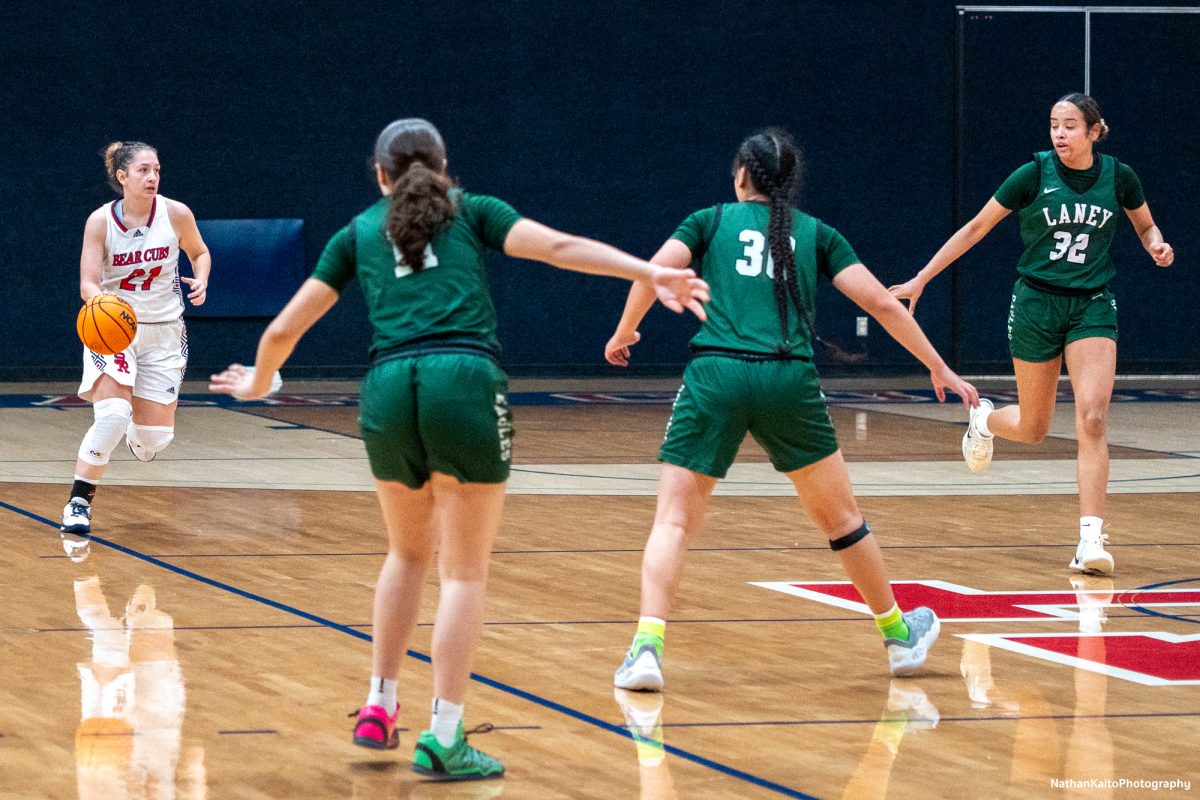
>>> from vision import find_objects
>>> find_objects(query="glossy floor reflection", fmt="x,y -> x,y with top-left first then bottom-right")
2,380 -> 1198,798
73,578 -> 204,800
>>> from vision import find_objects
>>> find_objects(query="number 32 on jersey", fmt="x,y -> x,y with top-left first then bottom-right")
1048,232 -> 1090,264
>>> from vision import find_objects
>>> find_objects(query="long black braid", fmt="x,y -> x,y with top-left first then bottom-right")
735,130 -> 806,351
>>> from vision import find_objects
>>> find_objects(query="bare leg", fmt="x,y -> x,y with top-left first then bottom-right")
1064,338 -> 1116,519
987,356 -> 1061,445
638,464 -> 718,619
370,479 -> 437,680
787,450 -> 895,615
428,473 -> 506,705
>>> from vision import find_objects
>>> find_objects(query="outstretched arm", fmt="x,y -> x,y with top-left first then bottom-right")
208,278 -> 339,399
503,219 -> 707,320
605,239 -> 694,366
836,264 -> 978,406
1124,203 -> 1174,267
889,198 -> 1011,314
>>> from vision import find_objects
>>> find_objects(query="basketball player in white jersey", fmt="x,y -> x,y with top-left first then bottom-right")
60,141 -> 212,541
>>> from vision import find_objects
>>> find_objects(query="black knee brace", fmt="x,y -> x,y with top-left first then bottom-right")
829,521 -> 871,552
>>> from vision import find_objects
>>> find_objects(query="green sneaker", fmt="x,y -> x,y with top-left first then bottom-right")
412,722 -> 504,782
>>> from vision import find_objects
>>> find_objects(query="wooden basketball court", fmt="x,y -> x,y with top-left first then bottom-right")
1,377 -> 1197,799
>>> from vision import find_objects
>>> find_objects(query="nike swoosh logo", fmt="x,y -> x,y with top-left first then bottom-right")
1043,187 -> 1060,194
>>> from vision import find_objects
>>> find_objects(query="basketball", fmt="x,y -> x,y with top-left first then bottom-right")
77,294 -> 137,355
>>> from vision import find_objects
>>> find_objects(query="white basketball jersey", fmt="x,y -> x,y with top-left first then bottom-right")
101,196 -> 184,323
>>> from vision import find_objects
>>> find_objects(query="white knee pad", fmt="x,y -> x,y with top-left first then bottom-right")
78,398 -> 133,466
127,423 -> 174,462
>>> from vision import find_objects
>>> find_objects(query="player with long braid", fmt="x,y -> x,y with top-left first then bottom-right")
605,129 -> 979,690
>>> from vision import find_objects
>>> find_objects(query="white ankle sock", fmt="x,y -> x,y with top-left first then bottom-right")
1080,516 -> 1104,541
431,697 -> 464,747
366,676 -> 397,712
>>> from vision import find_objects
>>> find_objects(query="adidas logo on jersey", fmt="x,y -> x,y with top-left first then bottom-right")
132,229 -> 145,237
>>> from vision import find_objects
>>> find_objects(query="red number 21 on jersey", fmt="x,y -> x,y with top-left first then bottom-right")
119,266 -> 163,291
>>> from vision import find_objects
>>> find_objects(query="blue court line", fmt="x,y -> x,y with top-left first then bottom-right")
2,499 -> 820,800
218,729 -> 277,735
1126,577 -> 1200,626
660,710 -> 1200,729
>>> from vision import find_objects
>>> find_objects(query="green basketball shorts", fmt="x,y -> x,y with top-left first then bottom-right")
1007,278 -> 1118,363
659,355 -> 839,479
359,352 -> 513,488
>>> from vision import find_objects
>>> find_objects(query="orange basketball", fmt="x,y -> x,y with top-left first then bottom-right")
77,294 -> 138,355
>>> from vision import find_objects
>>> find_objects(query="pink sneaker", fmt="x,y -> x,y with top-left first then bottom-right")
350,705 -> 399,750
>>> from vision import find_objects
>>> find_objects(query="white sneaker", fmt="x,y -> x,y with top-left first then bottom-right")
885,607 -> 941,676
1069,532 -> 1114,575
61,498 -> 92,534
614,642 -> 664,691
127,438 -> 156,462
962,398 -> 995,474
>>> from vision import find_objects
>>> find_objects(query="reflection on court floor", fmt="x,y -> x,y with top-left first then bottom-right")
2,385 -> 1197,798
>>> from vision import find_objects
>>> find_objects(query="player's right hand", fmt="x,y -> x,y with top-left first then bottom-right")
209,363 -> 268,401
650,266 -> 709,321
931,365 -> 979,408
605,331 -> 641,367
888,277 -> 925,315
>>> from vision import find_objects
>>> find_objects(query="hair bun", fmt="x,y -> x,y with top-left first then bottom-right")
103,141 -> 123,172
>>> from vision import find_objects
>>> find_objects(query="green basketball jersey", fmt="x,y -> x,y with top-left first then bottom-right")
1017,152 -> 1120,290
672,202 -> 856,358
312,190 -> 521,360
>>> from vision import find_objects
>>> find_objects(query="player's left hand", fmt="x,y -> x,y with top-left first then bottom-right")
182,276 -> 207,305
209,363 -> 266,400
1151,242 -> 1174,268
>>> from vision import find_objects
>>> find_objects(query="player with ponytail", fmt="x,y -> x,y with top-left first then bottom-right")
605,129 -> 978,692
60,140 -> 211,546
210,118 -> 708,781
891,93 -> 1174,576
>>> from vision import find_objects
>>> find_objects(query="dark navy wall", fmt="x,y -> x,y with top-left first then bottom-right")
3,1 -> 1196,379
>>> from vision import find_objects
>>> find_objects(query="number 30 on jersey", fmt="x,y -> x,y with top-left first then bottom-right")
735,230 -> 796,277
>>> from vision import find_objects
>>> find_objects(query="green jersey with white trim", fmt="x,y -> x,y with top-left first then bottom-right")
1016,152 -> 1120,290
312,190 -> 521,359
672,201 -> 859,358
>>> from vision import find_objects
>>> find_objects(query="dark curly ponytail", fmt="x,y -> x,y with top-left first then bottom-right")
374,119 -> 454,272
734,129 -> 804,348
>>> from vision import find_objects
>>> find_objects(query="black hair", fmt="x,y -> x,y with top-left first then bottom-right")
374,118 -> 454,272
101,141 -> 156,194
733,129 -> 805,348
1056,93 -> 1109,141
